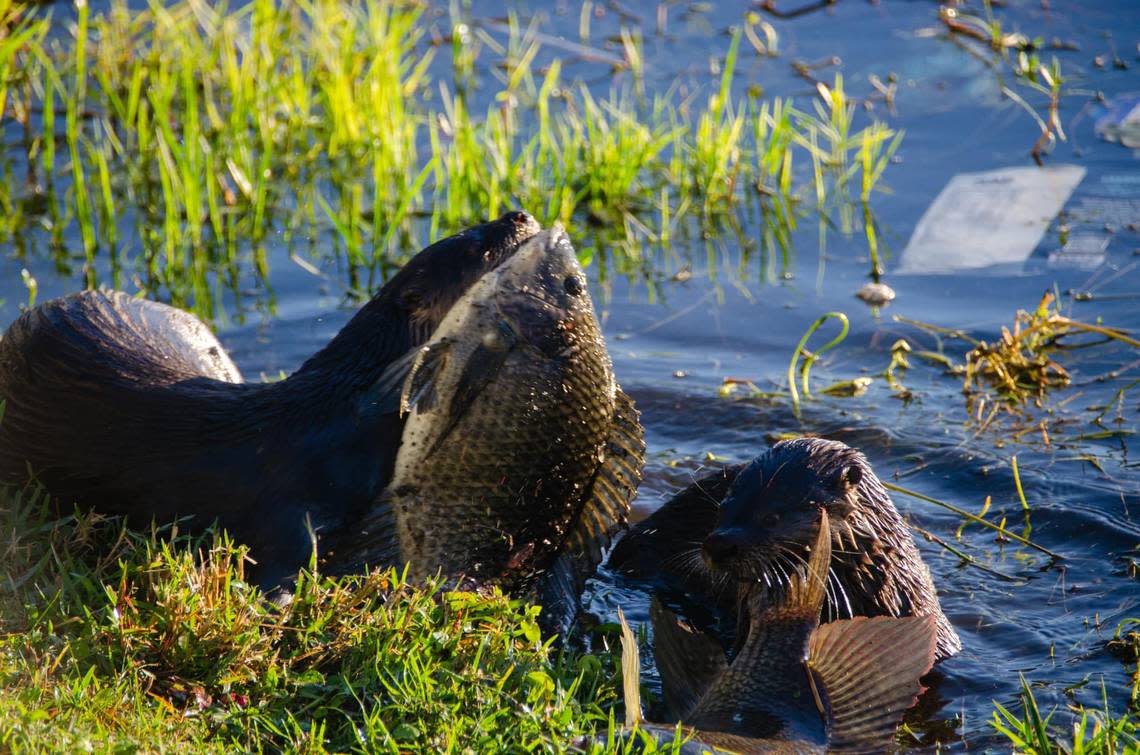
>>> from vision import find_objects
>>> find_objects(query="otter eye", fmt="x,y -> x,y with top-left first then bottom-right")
563,276 -> 584,296
763,513 -> 780,527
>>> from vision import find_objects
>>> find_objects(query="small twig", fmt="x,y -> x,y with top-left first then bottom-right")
884,481 -> 1063,560
909,523 -> 1025,583
756,0 -> 838,20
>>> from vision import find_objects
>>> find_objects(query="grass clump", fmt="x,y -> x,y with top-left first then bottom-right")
0,484 -> 661,752
991,674 -> 1139,754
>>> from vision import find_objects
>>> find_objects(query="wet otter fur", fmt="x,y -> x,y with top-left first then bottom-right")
0,212 -> 541,588
608,437 -> 961,660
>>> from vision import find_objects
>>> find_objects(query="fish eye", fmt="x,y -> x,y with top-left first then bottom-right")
563,276 -> 584,296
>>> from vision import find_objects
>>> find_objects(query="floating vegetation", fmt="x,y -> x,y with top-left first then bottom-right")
0,0 -> 903,321
885,481 -> 1061,561
897,293 -> 1140,429
935,1 -> 1073,163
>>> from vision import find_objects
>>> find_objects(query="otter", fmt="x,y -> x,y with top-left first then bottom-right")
0,211 -> 541,588
616,511 -> 939,754
608,437 -> 961,661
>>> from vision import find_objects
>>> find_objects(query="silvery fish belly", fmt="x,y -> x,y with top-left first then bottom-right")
345,227 -> 643,627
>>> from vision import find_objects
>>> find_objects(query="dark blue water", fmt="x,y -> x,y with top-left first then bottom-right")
2,0 -> 1139,749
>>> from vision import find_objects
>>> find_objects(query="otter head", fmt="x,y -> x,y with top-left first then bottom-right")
396,210 -> 543,339
701,438 -> 867,586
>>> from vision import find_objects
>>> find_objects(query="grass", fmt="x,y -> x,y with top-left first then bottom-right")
991,674 -> 1139,754
937,0 -> 1073,164
0,0 -> 903,322
0,483 -> 698,753
5,473 -> 1134,753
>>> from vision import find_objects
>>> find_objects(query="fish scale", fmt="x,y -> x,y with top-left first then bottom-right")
398,310 -> 613,586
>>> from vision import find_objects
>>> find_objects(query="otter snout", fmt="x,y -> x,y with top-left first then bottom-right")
702,528 -> 748,567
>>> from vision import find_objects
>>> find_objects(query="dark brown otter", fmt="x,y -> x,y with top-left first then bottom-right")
608,437 -> 961,660
0,211 -> 541,589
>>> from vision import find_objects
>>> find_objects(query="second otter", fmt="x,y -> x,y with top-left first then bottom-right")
608,437 -> 961,661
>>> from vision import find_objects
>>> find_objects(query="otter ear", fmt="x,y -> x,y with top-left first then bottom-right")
838,465 -> 862,491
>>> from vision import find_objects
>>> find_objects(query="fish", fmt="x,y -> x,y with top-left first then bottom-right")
619,510 -> 938,754
328,227 -> 645,634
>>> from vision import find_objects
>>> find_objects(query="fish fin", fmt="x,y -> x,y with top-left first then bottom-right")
807,614 -> 938,753
781,509 -> 832,614
401,340 -> 452,415
320,488 -> 402,576
437,331 -> 513,419
617,608 -> 642,729
649,597 -> 728,720
535,388 -> 645,634
359,343 -> 433,415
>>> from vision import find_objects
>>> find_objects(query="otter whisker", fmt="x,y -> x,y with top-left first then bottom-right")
771,557 -> 792,590
828,565 -> 853,618
662,547 -> 699,570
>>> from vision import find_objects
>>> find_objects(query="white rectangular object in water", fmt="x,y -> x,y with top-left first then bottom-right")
896,164 -> 1086,274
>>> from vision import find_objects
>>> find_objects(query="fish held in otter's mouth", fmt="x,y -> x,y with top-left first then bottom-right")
329,227 -> 645,634
620,511 -> 939,754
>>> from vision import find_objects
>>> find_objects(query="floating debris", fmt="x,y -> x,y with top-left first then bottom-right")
1095,94 -> 1140,149
819,376 -> 873,397
897,166 -> 1086,274
856,281 -> 896,306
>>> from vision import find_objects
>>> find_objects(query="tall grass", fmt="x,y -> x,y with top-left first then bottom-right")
0,0 -> 902,322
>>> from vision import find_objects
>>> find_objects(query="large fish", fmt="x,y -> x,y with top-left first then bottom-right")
329,227 -> 645,633
619,511 -> 938,754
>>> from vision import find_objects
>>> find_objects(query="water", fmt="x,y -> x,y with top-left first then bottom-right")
3,0 -> 1139,749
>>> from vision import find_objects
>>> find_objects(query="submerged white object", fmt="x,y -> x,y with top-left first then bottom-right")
897,164 -> 1086,274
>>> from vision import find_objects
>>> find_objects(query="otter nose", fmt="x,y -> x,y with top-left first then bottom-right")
499,210 -> 538,230
703,530 -> 744,564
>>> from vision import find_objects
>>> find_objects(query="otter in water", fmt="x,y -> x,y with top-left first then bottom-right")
0,212 -> 542,588
618,511 -> 939,754
608,437 -> 961,661
329,228 -> 644,634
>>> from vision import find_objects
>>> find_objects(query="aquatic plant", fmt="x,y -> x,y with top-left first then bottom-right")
937,1 -> 1073,164
991,674 -> 1139,754
0,0 -> 902,322
896,293 -> 1140,432
786,310 -> 850,417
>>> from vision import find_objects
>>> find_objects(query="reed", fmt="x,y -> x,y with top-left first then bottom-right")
0,0 -> 901,322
